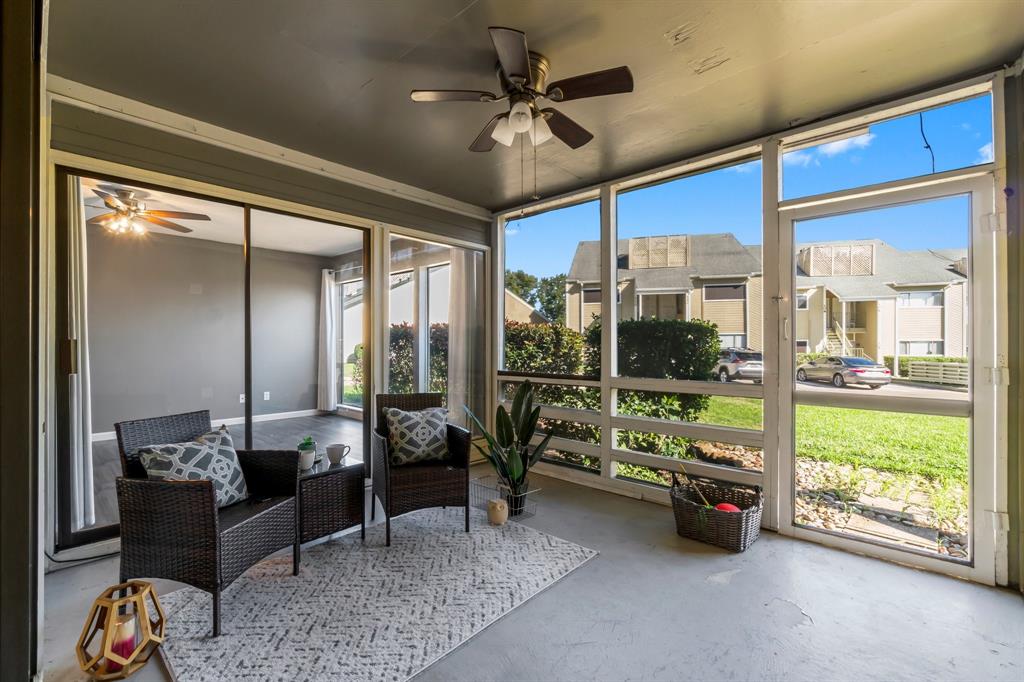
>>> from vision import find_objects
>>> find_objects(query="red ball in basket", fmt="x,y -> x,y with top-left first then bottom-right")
714,502 -> 742,513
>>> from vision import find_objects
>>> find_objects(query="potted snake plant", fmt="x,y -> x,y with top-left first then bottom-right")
465,380 -> 553,516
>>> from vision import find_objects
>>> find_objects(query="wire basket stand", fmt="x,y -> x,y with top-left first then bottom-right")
470,475 -> 540,520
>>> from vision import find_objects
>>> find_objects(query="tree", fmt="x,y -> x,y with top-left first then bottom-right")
535,274 -> 566,325
505,269 -> 538,306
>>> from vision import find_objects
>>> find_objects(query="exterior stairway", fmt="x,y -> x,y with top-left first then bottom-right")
824,328 -> 865,356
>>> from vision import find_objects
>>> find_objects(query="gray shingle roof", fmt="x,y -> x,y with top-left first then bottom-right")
568,233 -> 761,291
567,235 -> 966,299
795,239 -> 966,299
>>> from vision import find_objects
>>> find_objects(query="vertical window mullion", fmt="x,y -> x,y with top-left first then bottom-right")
600,183 -> 617,479
761,138 -> 783,531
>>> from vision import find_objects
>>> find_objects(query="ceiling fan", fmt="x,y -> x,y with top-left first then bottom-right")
87,188 -> 211,235
411,27 -> 633,152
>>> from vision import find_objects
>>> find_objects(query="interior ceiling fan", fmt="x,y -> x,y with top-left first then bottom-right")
411,27 -> 633,152
87,188 -> 211,235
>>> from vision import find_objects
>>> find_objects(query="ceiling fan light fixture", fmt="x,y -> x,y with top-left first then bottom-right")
508,100 -> 533,134
530,114 -> 553,146
490,115 -> 515,146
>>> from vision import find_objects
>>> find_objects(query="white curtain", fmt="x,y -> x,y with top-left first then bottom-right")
68,178 -> 95,529
317,269 -> 339,411
447,249 -> 472,428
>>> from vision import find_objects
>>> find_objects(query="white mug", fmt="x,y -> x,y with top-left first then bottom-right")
326,443 -> 351,465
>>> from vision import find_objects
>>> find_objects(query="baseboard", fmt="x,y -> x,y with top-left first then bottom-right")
91,408 -> 326,442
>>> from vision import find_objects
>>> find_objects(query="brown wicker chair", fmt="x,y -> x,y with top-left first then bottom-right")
115,409 -> 298,637
371,393 -> 470,546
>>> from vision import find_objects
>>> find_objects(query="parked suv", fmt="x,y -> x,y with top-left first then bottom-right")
716,348 -> 763,383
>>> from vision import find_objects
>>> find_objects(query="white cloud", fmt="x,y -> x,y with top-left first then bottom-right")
975,142 -> 994,164
504,227 -> 519,237
817,133 -> 875,157
725,160 -> 759,174
782,150 -> 816,168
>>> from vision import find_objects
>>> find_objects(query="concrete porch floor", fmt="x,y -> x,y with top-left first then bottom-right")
43,468 -> 1023,681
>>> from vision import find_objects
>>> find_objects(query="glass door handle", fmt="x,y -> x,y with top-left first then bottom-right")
783,317 -> 790,341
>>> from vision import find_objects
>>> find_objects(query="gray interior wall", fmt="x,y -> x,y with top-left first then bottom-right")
87,227 -> 327,431
51,102 -> 491,246
251,247 -> 329,416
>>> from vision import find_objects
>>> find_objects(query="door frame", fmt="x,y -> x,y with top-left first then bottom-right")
49,160 -> 375,553
772,171 -> 1001,584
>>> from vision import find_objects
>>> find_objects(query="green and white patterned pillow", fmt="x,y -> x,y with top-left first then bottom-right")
138,426 -> 249,508
384,407 -> 448,466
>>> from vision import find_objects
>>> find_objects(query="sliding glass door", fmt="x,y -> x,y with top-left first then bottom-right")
54,170 -> 373,550
387,235 -> 487,429
249,208 -> 369,458
55,171 -> 245,548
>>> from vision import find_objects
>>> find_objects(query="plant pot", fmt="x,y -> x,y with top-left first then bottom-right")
298,448 -> 316,471
505,482 -> 529,517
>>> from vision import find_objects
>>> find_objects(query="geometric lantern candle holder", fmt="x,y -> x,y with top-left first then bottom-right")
76,581 -> 166,680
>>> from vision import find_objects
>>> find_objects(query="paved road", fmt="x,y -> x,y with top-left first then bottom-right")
795,378 -> 967,401
728,378 -> 968,402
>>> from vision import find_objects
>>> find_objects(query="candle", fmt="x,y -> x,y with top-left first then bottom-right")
107,613 -> 137,673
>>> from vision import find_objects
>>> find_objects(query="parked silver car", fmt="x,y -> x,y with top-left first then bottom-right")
716,348 -> 763,383
796,356 -> 892,388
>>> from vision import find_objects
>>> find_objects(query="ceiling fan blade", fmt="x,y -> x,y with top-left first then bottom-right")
488,27 -> 531,86
469,113 -> 505,152
541,108 -> 594,149
546,66 -> 634,102
92,189 -> 126,211
141,215 -> 193,234
86,212 -> 116,226
143,210 -> 211,221
410,89 -> 496,103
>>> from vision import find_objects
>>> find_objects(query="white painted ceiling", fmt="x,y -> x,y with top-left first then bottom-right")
81,177 -> 364,257
52,1 -> 1024,211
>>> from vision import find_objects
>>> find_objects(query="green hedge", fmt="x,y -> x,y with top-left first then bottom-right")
586,319 -> 720,460
883,354 -> 968,376
385,323 -> 449,396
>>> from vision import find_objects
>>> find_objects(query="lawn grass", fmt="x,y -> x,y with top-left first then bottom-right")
691,396 -> 968,486
698,395 -> 763,430
795,404 -> 968,485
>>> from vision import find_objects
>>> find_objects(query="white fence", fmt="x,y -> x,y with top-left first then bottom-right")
907,361 -> 969,386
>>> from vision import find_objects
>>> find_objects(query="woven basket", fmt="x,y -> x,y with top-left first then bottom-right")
670,476 -> 764,552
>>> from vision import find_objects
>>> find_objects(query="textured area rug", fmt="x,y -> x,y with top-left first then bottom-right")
159,508 -> 596,681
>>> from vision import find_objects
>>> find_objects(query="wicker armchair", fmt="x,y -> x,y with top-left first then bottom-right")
114,410 -> 298,637
371,393 -> 470,546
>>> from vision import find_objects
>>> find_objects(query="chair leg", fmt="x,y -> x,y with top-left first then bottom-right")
370,494 -> 376,521
465,504 -> 470,532
386,515 -> 391,547
293,539 -> 300,576
212,589 -> 221,637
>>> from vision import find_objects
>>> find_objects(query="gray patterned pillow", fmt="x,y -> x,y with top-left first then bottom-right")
384,407 -> 448,466
138,426 -> 249,508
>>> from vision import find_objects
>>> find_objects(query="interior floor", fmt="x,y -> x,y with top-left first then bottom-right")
44,467 -> 1023,681
85,413 -> 364,530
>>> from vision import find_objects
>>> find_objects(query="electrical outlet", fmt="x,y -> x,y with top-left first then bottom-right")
239,393 -> 246,404
263,391 -> 270,401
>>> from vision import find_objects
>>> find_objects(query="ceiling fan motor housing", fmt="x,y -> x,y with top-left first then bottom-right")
497,52 -> 551,98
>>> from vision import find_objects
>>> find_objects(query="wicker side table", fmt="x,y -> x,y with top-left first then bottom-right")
297,456 -> 365,549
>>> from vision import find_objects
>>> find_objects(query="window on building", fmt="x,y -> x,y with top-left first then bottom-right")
582,288 -> 601,303
898,291 -> 944,307
900,340 -> 944,355
796,293 -> 810,310
719,334 -> 747,348
796,339 -> 810,353
704,283 -> 746,301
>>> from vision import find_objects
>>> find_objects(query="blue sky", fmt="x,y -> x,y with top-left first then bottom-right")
506,95 -> 991,279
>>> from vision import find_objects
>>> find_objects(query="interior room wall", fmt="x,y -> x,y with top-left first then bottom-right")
86,227 -> 326,432
251,246 -> 331,416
